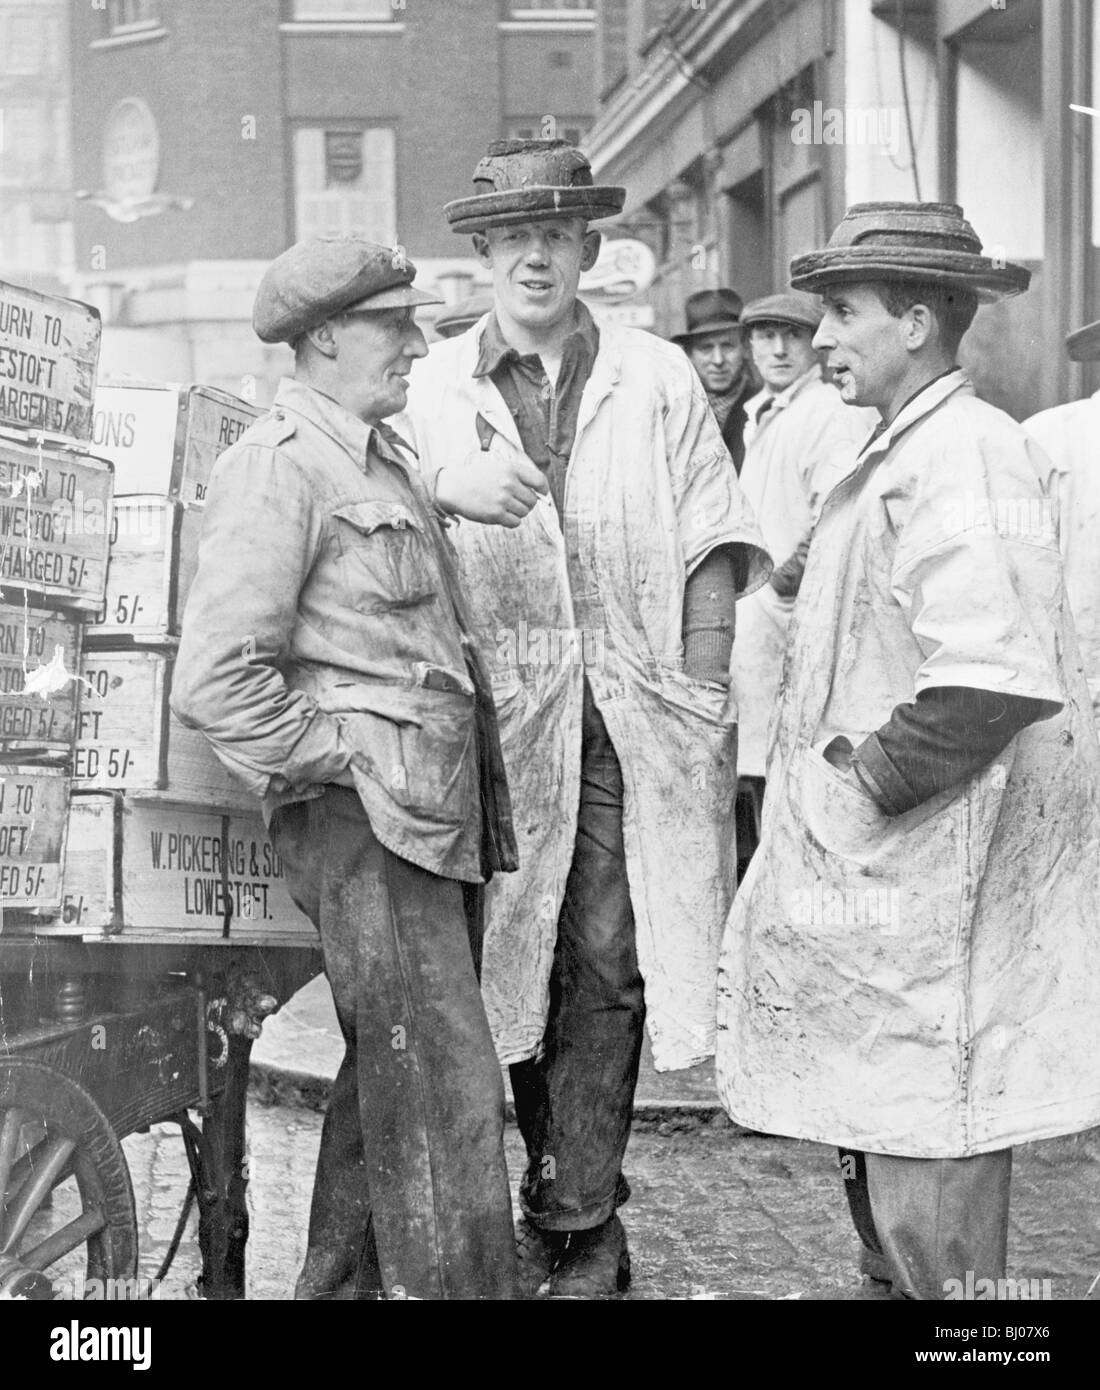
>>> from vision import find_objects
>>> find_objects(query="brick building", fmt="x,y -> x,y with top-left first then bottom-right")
68,0 -> 596,399
0,0 -> 73,295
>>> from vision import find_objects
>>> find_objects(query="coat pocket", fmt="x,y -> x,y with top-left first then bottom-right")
333,500 -> 437,614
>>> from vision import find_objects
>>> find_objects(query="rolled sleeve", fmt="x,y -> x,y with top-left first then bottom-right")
667,378 -> 772,597
170,443 -> 353,797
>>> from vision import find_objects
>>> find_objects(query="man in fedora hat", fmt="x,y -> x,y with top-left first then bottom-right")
1024,318 -> 1100,735
171,234 -> 527,1300
716,202 -> 1100,1299
730,291 -> 876,873
672,288 -> 756,473
400,139 -> 769,1297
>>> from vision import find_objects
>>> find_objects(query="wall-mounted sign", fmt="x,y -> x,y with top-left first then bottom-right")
579,238 -> 657,302
102,98 -> 160,204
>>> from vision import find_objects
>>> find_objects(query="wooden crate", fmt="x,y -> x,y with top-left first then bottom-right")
0,441 -> 114,612
45,793 -> 314,943
0,279 -> 101,444
0,765 -> 68,912
91,382 -> 259,502
74,647 -> 253,808
0,604 -> 82,761
86,496 -> 203,644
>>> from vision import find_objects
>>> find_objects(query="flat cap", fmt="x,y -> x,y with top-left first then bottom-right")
1066,317 -> 1100,361
790,202 -> 1030,303
741,291 -> 823,332
445,139 -> 625,234
253,234 -> 442,344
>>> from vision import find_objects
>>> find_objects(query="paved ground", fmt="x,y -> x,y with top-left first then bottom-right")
119,1103 -> 1100,1301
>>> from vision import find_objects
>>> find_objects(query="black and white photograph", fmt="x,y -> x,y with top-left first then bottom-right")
0,0 -> 1097,1360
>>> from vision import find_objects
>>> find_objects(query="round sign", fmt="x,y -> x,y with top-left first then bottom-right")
102,98 -> 160,203
579,238 -> 658,301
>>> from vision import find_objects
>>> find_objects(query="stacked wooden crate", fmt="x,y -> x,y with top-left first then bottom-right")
53,379 -> 315,945
0,278 -> 111,922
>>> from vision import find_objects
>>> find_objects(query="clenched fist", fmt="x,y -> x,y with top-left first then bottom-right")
435,434 -> 549,527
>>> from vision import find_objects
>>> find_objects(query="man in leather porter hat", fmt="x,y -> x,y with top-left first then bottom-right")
400,140 -> 770,1297
715,202 -> 1100,1298
172,234 -> 532,1300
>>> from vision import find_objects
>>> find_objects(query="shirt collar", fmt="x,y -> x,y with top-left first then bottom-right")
472,300 -> 600,379
746,363 -> 823,422
857,367 -> 970,462
273,377 -> 411,468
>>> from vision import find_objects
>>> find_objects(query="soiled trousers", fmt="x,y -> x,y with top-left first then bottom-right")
840,1146 -> 1012,1299
510,684 -> 646,1232
270,787 -> 518,1300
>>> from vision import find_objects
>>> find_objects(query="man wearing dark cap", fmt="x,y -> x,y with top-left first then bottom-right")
171,234 -> 534,1300
400,140 -> 769,1297
1024,318 -> 1100,734
672,288 -> 756,473
717,202 -> 1100,1300
730,291 -> 875,872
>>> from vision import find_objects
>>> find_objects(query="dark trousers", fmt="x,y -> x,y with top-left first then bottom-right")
271,787 -> 518,1300
840,1146 -> 1012,1299
509,685 -> 645,1232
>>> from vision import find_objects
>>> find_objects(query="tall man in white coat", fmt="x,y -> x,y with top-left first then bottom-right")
716,201 -> 1100,1299
400,139 -> 769,1297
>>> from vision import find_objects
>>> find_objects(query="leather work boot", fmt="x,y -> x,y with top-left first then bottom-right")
547,1216 -> 631,1299
515,1216 -> 568,1297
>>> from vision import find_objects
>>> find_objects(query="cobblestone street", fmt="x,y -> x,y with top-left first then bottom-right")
123,1101 -> 1100,1302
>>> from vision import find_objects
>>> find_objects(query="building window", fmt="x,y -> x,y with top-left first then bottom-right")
0,7 -> 53,75
0,105 -> 51,185
507,119 -> 590,147
291,0 -> 394,18
293,126 -> 396,244
107,0 -> 160,34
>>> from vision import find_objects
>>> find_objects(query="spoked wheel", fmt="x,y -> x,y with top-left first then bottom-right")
0,1059 -> 138,1300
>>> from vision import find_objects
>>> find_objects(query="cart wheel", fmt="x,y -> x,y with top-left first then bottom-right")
0,1059 -> 138,1300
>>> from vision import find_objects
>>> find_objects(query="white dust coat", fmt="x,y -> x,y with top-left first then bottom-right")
401,319 -> 770,1071
731,366 -> 876,776
716,370 -> 1100,1155
1024,390 -> 1100,731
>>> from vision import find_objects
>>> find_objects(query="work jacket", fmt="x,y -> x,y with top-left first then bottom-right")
171,377 -> 516,885
401,319 -> 770,1070
731,366 -> 876,776
716,370 -> 1100,1155
1024,390 -> 1100,732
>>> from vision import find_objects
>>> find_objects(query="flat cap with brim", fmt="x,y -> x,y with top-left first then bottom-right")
253,234 -> 442,344
1066,318 -> 1100,361
789,202 -> 1030,303
444,139 -> 625,234
741,291 -> 823,332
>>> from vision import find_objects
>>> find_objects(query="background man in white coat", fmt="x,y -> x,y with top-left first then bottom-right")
716,202 -> 1100,1300
401,139 -> 769,1298
731,291 -> 875,873
1024,316 -> 1100,735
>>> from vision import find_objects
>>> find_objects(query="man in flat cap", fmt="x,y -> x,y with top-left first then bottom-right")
716,202 -> 1100,1299
731,291 -> 876,872
672,288 -> 756,474
399,139 -> 769,1297
1023,318 -> 1100,736
172,234 -> 534,1300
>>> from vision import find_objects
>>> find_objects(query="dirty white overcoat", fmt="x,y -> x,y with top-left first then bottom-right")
716,370 -> 1100,1155
401,319 -> 770,1071
731,366 -> 876,775
1024,390 -> 1100,732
